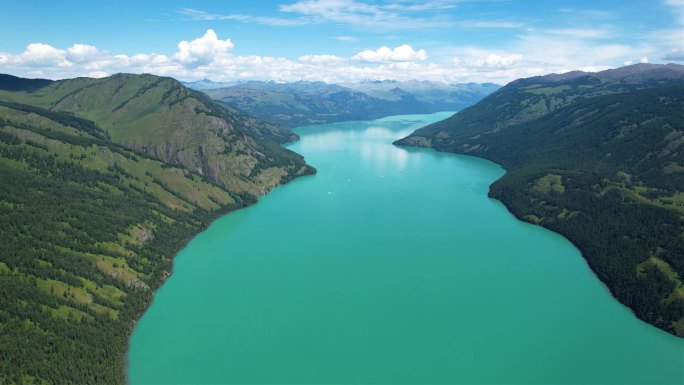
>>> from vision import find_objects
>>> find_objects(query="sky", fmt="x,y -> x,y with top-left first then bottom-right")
0,0 -> 682,84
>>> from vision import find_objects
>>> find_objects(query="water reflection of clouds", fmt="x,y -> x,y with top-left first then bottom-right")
297,124 -> 417,171
360,137 -> 409,171
297,131 -> 346,153
363,126 -> 394,138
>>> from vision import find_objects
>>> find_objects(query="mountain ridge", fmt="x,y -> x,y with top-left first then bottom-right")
201,80 -> 499,128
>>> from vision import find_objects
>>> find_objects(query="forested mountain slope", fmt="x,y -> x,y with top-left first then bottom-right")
204,80 -> 498,128
396,63 -> 684,336
0,73 -> 314,384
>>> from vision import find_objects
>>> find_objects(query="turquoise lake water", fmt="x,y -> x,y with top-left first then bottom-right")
128,112 -> 684,384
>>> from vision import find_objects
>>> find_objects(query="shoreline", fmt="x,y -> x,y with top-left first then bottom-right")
122,168 -> 316,384
393,140 -> 684,339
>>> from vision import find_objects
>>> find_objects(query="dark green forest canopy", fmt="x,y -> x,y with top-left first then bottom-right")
0,74 -> 314,384
396,63 -> 684,337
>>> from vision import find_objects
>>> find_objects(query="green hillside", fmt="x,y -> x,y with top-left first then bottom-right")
203,80 -> 497,128
0,74 -> 314,384
396,64 -> 684,336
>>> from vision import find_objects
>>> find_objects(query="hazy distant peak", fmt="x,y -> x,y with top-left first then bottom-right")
512,63 -> 684,87
182,78 -> 239,90
595,63 -> 684,82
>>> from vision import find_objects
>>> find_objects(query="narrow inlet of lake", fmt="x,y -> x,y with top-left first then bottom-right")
128,112 -> 684,384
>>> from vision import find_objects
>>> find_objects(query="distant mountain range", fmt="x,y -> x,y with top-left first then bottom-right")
192,80 -> 499,128
0,73 -> 313,384
397,63 -> 684,337
181,78 -> 239,91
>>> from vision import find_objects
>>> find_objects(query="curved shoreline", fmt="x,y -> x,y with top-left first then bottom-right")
393,139 -> 684,338
123,169 -> 316,385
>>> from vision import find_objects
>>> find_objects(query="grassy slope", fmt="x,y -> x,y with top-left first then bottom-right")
396,65 -> 684,337
0,74 -> 307,194
0,74 -> 314,384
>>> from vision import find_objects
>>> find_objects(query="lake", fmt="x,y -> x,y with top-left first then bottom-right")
128,112 -> 684,384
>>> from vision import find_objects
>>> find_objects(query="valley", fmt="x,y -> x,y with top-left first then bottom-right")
2,64 -> 684,384
200,80 -> 498,128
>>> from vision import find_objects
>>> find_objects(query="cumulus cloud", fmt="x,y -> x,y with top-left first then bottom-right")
0,28 -> 671,86
476,53 -> 523,67
352,45 -> 427,62
299,54 -> 345,64
20,43 -> 67,67
66,44 -> 98,63
173,29 -> 234,67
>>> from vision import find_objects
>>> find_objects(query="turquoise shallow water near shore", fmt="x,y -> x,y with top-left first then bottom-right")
128,112 -> 684,384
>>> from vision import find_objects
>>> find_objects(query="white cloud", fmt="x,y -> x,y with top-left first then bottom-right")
299,54 -> 345,64
512,31 -> 637,68
173,29 -> 234,68
0,27 -> 676,86
20,43 -> 67,67
352,44 -> 427,62
66,44 -> 98,63
640,56 -> 649,63
476,53 -> 523,67
86,71 -> 108,78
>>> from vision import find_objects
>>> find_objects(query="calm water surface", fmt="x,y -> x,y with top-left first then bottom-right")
129,112 -> 684,384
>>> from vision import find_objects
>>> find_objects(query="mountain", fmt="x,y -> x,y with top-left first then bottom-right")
396,63 -> 684,336
399,63 -> 684,148
0,73 -> 314,384
181,78 -> 238,91
0,73 -> 306,194
342,80 -> 499,111
205,80 -> 422,128
204,80 -> 499,128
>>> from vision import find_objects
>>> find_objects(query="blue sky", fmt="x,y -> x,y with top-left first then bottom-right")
1,0 -> 682,83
